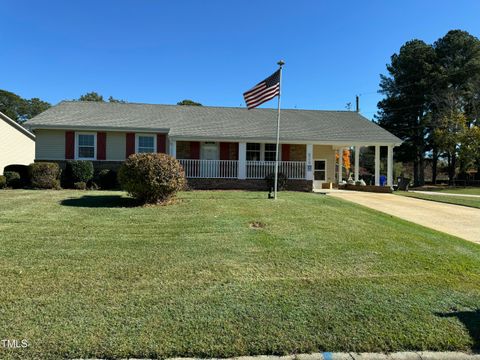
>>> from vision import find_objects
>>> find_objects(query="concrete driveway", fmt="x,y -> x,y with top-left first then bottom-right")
325,190 -> 480,244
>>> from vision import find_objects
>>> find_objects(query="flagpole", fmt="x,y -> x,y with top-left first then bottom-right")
274,60 -> 284,200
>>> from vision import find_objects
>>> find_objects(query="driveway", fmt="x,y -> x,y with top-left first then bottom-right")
325,190 -> 480,244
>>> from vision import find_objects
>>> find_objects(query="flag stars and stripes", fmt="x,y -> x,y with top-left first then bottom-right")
243,69 -> 281,109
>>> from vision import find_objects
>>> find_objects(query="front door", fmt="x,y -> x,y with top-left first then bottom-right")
313,159 -> 327,190
201,142 -> 219,177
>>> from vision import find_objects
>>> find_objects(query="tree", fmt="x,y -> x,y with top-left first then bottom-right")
376,40 -> 436,186
78,92 -> 104,102
0,89 -> 51,123
177,99 -> 202,106
77,92 -> 126,103
108,96 -> 126,103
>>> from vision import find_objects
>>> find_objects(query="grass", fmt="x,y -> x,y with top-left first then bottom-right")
1,190 -> 480,359
397,191 -> 480,209
432,187 -> 480,196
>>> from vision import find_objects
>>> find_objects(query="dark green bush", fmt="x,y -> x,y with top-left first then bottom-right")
265,172 -> 288,191
73,181 -> 87,190
3,164 -> 30,186
118,153 -> 186,204
95,169 -> 119,189
29,163 -> 61,189
0,176 -> 6,189
64,161 -> 94,187
4,171 -> 21,188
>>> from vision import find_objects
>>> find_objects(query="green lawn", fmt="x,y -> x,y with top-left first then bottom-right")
397,191 -> 480,209
433,187 -> 480,196
1,190 -> 480,359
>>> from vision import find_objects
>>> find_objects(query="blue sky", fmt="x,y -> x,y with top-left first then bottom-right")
2,0 -> 480,119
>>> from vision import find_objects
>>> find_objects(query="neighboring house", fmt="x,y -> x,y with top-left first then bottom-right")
0,111 -> 36,174
25,101 -> 401,190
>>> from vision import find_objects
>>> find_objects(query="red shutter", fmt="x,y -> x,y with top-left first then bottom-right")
233,143 -> 239,160
157,134 -> 166,153
282,144 -> 290,161
65,131 -> 75,159
126,133 -> 135,158
190,141 -> 200,159
220,142 -> 230,160
97,132 -> 106,160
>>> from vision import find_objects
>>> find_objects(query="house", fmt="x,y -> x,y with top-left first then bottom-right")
25,101 -> 401,190
0,111 -> 36,174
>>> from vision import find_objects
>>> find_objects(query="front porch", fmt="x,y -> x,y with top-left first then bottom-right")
169,140 -> 396,188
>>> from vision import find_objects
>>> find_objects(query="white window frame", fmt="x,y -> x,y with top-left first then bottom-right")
264,143 -> 277,162
75,132 -> 97,160
135,134 -> 157,154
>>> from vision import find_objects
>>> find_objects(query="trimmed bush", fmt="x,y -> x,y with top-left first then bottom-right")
265,172 -> 288,191
29,163 -> 61,189
0,176 -> 6,189
95,169 -> 119,190
3,164 -> 30,186
4,171 -> 21,188
63,161 -> 94,187
118,153 -> 186,204
73,181 -> 87,190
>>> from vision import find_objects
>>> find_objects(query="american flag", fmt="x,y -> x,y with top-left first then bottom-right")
243,69 -> 280,109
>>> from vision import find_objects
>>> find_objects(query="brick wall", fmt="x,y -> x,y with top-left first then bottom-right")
187,178 -> 312,192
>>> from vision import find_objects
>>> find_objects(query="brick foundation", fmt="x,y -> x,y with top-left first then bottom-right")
340,184 -> 393,193
36,160 -> 312,192
187,178 -> 312,192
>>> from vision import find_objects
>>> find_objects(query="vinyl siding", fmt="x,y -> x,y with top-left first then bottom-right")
313,145 -> 336,183
34,129 -> 65,160
0,119 -> 35,174
35,130 -> 128,161
106,132 -> 126,161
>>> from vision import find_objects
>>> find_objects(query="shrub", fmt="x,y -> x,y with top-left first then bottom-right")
4,171 -> 21,188
3,164 -> 30,186
265,172 -> 288,191
118,153 -> 186,204
64,161 -> 94,187
73,181 -> 87,190
29,162 -> 61,189
0,176 -> 6,189
95,169 -> 119,189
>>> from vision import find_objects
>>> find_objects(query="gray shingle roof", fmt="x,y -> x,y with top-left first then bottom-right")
26,101 -> 401,144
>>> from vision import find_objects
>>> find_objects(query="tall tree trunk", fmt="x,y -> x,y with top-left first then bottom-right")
450,152 -> 457,185
418,153 -> 425,186
432,147 -> 438,185
413,159 -> 420,187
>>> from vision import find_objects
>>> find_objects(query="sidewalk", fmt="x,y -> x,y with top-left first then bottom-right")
167,352 -> 480,360
410,191 -> 480,198
321,190 -> 480,244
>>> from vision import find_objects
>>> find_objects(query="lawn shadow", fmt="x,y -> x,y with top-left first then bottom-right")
436,309 -> 480,351
60,195 -> 141,208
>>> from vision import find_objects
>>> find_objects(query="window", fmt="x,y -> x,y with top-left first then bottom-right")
77,133 -> 96,160
314,160 -> 326,181
136,135 -> 156,153
246,143 -> 261,161
264,143 -> 277,161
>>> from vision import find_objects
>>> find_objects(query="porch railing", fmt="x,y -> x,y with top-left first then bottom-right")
246,160 -> 306,180
179,159 -> 238,178
178,159 -> 306,179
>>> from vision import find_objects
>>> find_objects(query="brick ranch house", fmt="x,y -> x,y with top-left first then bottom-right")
26,101 -> 401,191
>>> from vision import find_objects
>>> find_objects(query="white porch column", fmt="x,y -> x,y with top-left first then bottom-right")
354,145 -> 360,182
306,144 -> 313,180
374,145 -> 380,186
238,142 -> 247,179
338,147 -> 343,183
169,139 -> 176,158
387,145 -> 393,187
